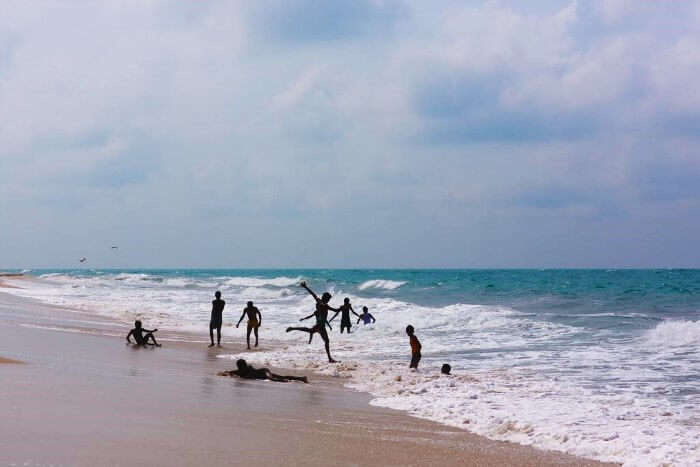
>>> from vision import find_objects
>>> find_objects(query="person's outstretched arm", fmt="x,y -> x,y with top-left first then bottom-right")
257,308 -> 262,327
143,328 -> 157,333
236,310 -> 246,327
300,281 -> 320,302
370,313 -> 376,323
300,312 -> 315,321
126,329 -> 134,343
357,315 -> 362,324
328,311 -> 340,323
350,305 -> 360,317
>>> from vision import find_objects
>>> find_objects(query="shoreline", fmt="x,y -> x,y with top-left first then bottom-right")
0,284 -> 617,466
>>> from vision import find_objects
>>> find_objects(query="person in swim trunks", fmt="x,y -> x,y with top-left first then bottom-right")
357,306 -> 376,325
286,281 -> 340,363
236,301 -> 262,350
329,297 -> 360,333
406,324 -> 421,369
209,291 -> 226,347
126,320 -> 161,347
218,359 -> 308,383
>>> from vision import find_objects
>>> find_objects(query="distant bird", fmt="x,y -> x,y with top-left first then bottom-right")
111,246 -> 118,249
79,257 -> 87,263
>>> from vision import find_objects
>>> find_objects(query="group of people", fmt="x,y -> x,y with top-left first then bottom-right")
126,280 -> 434,382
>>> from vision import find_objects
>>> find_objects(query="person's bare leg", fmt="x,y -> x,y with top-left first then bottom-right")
322,334 -> 336,363
217,326 -> 222,346
146,333 -> 161,347
209,326 -> 215,347
264,370 -> 308,383
246,326 -> 252,350
254,327 -> 259,347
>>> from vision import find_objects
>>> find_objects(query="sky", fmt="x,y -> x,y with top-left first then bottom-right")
1,0 -> 700,268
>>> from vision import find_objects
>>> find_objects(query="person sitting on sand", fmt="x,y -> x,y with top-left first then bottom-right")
356,306 -> 376,325
329,297 -> 360,334
236,301 -> 262,350
286,281 -> 340,363
406,325 -> 421,369
126,320 -> 161,347
218,359 -> 308,383
209,291 -> 226,347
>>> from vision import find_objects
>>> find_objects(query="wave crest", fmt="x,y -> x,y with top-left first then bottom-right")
358,279 -> 406,291
644,320 -> 700,347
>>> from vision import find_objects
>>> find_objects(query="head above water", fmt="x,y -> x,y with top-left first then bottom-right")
135,320 -> 142,328
344,297 -> 350,304
321,292 -> 332,303
406,325 -> 414,336
236,359 -> 248,371
441,364 -> 452,375
215,291 -> 221,298
362,306 -> 368,312
247,301 -> 253,307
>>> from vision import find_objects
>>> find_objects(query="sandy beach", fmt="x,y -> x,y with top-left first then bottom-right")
0,286 -> 617,467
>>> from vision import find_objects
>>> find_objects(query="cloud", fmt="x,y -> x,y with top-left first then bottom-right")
1,1 -> 700,267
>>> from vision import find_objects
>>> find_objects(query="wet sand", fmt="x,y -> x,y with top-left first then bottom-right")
0,290 -> 616,466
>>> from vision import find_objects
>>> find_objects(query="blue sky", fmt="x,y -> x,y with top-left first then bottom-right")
1,0 -> 699,268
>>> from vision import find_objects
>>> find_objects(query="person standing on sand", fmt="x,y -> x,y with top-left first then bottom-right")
236,301 -> 262,350
329,297 -> 360,333
209,291 -> 225,347
406,324 -> 422,369
286,281 -> 340,363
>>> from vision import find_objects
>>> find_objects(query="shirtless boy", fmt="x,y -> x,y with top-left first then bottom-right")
286,281 -> 340,363
236,301 -> 262,350
329,297 -> 360,334
126,320 -> 161,347
218,359 -> 308,383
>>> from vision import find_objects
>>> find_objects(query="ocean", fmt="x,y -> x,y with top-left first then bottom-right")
4,269 -> 700,466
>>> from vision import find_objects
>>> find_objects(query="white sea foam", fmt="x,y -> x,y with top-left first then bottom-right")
358,279 -> 406,290
643,320 -> 700,348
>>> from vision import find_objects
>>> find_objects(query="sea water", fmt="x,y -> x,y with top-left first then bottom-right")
4,269 -> 700,466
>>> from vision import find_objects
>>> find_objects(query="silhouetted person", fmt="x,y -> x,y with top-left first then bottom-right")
286,281 -> 340,363
357,306 -> 376,325
441,363 -> 451,375
209,291 -> 225,347
126,320 -> 161,347
406,325 -> 421,369
329,297 -> 360,334
236,301 -> 262,350
218,359 -> 308,383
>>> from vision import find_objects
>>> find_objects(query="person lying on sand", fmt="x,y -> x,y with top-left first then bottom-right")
357,306 -> 376,325
236,301 -> 262,350
286,281 -> 340,363
126,320 -> 161,347
329,297 -> 360,334
218,359 -> 308,383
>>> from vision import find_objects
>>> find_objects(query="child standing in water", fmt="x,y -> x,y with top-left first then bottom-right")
329,297 -> 360,333
357,306 -> 376,325
406,325 -> 421,369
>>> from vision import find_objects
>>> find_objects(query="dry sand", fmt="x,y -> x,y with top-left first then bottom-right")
0,290 -> 617,466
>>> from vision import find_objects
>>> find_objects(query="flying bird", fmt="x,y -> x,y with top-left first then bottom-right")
79,257 -> 87,263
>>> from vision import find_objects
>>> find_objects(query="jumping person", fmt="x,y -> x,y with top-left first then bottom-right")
356,306 -> 376,325
406,324 -> 422,369
236,301 -> 262,350
329,297 -> 360,333
126,320 -> 161,347
209,291 -> 226,347
286,281 -> 339,363
218,359 -> 308,383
